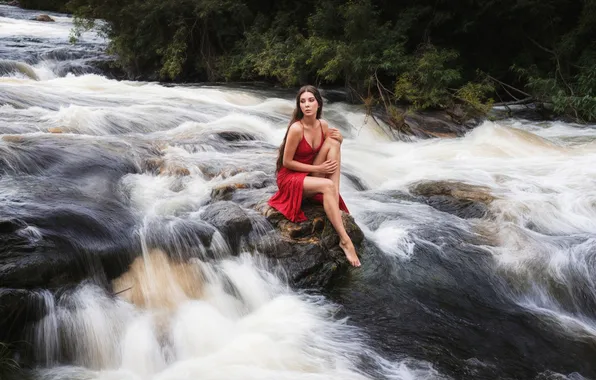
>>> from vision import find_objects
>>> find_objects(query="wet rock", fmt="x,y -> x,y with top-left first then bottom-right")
216,131 -> 256,141
141,156 -> 191,177
211,183 -> 248,201
47,127 -> 64,133
210,172 -> 274,201
490,104 -> 555,122
0,208 -> 140,352
0,289 -> 47,327
87,58 -> 128,80
0,219 -> 77,289
410,180 -> 495,219
375,106 -> 482,139
343,172 -> 368,191
35,14 -> 55,22
1,135 -> 24,143
142,157 -> 164,173
159,164 -> 190,177
405,111 -> 475,138
411,181 -> 495,203
425,195 -> 490,219
0,288 -> 49,366
201,201 -> 252,252
143,218 -> 216,260
199,163 -> 245,179
256,200 -> 365,288
0,60 -> 40,80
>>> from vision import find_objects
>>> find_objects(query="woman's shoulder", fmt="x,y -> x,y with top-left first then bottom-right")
319,119 -> 330,132
288,121 -> 302,135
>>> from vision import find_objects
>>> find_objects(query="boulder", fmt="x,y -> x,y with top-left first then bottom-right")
404,110 -> 478,138
35,15 -> 55,22
411,180 -> 495,203
256,200 -> 365,288
0,219 -> 77,289
143,217 -> 217,260
201,201 -> 253,253
374,106 -> 482,139
410,180 -> 496,219
200,170 -> 365,288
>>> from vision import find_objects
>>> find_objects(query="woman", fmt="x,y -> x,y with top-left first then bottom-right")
268,85 -> 361,267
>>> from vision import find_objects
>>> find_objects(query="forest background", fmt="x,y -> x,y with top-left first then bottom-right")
16,0 -> 596,123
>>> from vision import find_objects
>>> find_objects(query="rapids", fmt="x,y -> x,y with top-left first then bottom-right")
1,4 -> 596,380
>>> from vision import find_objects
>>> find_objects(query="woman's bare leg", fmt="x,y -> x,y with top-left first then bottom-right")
303,176 -> 361,267
312,138 -> 341,193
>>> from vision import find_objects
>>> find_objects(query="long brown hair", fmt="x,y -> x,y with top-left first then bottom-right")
275,85 -> 324,172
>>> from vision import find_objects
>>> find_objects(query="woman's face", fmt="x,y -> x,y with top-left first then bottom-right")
299,91 -> 318,117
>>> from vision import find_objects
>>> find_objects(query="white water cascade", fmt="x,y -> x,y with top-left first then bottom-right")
2,4 -> 596,380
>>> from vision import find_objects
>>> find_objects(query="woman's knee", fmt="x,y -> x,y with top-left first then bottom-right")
320,179 -> 336,194
326,137 -> 341,149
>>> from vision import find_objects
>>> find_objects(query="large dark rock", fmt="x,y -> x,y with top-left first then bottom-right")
143,217 -> 217,260
373,106 -> 483,139
200,170 -> 366,288
404,109 -> 482,138
255,200 -> 365,288
201,201 -> 253,253
0,219 -> 78,289
0,288 -> 48,342
410,180 -> 496,219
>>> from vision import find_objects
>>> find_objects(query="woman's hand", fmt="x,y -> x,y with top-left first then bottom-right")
328,128 -> 343,144
317,160 -> 338,174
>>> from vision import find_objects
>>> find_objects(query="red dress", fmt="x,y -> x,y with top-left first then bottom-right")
268,125 -> 350,223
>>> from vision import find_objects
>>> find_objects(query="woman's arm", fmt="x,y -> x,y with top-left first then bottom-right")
321,119 -> 343,143
282,123 -> 336,174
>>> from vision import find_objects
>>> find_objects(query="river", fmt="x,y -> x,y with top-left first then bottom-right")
1,5 -> 596,380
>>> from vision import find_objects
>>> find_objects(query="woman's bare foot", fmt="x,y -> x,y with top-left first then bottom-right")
339,240 -> 361,267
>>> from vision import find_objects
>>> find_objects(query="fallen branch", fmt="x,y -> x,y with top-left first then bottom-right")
485,74 -> 531,98
493,97 -> 534,107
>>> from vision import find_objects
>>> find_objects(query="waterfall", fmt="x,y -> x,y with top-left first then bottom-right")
1,4 -> 596,380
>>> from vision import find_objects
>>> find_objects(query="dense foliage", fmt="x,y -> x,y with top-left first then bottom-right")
17,0 -> 69,12
18,0 -> 596,122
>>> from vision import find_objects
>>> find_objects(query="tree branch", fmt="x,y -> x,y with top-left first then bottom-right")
493,97 -> 534,106
485,74 -> 532,97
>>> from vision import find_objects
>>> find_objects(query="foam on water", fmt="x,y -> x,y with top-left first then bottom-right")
30,255 -> 438,380
3,5 -> 596,378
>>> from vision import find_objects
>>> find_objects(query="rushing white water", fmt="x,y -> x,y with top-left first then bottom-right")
29,254 -> 377,380
6,74 -> 593,377
2,5 -> 596,379
0,8 -> 447,380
